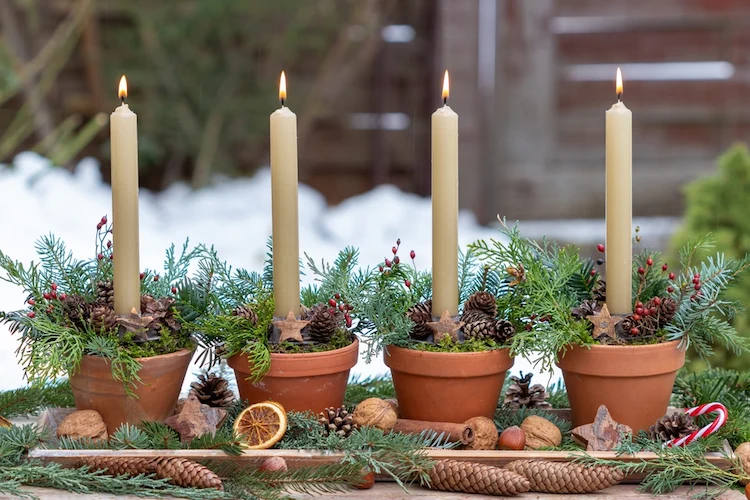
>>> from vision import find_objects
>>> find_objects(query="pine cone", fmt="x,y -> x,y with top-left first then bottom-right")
428,459 -> 530,496
231,305 -> 258,326
307,303 -> 339,343
571,300 -> 601,320
96,280 -> 114,307
648,412 -> 697,442
407,300 -> 433,340
77,456 -> 223,490
658,297 -> 677,324
90,304 -> 117,332
495,320 -> 516,343
506,459 -> 624,493
63,294 -> 90,329
593,280 -> 606,302
463,315 -> 497,341
504,373 -> 552,410
318,406 -> 356,438
190,373 -> 235,408
464,291 -> 497,317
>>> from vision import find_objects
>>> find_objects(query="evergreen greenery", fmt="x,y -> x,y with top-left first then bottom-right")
0,382 -> 74,419
344,375 -> 396,408
672,144 -> 750,370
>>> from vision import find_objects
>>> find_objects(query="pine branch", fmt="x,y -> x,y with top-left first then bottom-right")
0,381 -> 74,418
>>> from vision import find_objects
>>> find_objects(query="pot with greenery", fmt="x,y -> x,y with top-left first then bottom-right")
0,218 -> 208,433
353,241 -> 516,423
190,245 -> 359,414
470,220 -> 750,432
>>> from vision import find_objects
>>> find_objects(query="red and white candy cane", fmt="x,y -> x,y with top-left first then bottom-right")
665,402 -> 728,448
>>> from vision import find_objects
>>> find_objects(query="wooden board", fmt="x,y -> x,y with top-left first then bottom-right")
29,448 -> 733,485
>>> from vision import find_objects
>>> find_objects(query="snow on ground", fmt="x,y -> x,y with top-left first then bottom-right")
0,152 -> 682,393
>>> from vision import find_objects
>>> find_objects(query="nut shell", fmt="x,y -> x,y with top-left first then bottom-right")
498,425 -> 526,450
463,416 -> 498,450
520,415 -> 562,449
56,410 -> 108,441
356,470 -> 375,489
736,442 -> 750,486
259,457 -> 287,472
352,398 -> 398,432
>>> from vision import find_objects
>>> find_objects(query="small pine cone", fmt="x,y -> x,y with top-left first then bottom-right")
90,304 -> 117,332
571,300 -> 601,320
617,317 -> 634,336
307,303 -> 339,343
190,373 -> 235,408
648,412 -> 698,442
407,300 -> 433,340
231,305 -> 258,326
428,459 -> 530,496
658,297 -> 677,326
593,280 -> 606,302
504,373 -> 551,410
464,291 -> 497,317
506,459 -> 625,493
77,456 -> 223,490
318,406 -> 356,438
63,294 -> 90,329
495,320 -> 516,343
96,280 -> 114,307
463,316 -> 497,341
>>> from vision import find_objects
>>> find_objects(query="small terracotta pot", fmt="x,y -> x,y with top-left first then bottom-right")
69,349 -> 194,434
228,337 -> 359,414
557,340 -> 686,432
384,345 -> 513,423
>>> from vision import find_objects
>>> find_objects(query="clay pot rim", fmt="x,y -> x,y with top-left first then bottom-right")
79,348 -> 195,364
265,335 -> 359,361
560,339 -> 684,352
556,339 -> 685,377
384,344 -> 513,378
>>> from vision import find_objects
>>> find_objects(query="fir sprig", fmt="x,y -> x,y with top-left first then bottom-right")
0,381 -> 74,418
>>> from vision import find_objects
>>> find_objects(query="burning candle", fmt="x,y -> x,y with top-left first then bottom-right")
431,71 -> 459,317
605,68 -> 633,315
110,75 -> 141,315
270,71 -> 301,318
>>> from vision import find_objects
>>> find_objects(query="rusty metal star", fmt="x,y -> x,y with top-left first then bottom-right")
427,310 -> 463,343
274,310 -> 309,343
586,303 -> 617,340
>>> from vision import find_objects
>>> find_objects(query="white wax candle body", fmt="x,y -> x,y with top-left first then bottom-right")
431,105 -> 459,317
605,101 -> 633,315
270,106 -> 301,318
110,104 -> 141,315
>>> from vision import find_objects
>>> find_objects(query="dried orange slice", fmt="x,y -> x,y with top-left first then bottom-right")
233,401 -> 287,449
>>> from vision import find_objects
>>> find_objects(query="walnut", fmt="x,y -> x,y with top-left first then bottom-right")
352,398 -> 397,431
56,410 -> 108,441
735,442 -> 750,485
463,416 -> 498,450
384,398 -> 399,417
520,415 -> 562,449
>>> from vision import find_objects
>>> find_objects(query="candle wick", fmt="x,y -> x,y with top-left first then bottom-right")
617,92 -> 622,103
280,98 -> 285,107
120,95 -> 125,105
443,96 -> 448,106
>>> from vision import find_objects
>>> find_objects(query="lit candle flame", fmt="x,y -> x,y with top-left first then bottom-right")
442,70 -> 450,104
279,71 -> 287,105
118,75 -> 127,101
616,67 -> 623,100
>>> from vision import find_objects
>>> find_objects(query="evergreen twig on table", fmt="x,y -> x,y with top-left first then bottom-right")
343,375 -> 395,408
0,381 -> 74,418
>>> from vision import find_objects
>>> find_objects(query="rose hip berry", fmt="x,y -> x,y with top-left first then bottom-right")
394,256 -> 400,265
28,299 -> 35,306
28,312 -> 35,318
667,286 -> 674,293
404,279 -> 411,288
171,287 -> 177,294
630,327 -> 639,335
653,297 -> 662,306
662,263 -> 668,271
597,244 -> 605,252
59,293 -> 67,301
392,246 -> 397,255
43,293 -> 51,300
669,272 -> 675,280
410,250 -> 416,259
140,272 -> 146,280
646,257 -> 653,266
153,275 -> 159,282
385,259 -> 392,268
335,293 -> 341,300
50,283 -> 58,291
590,269 -> 597,276
328,298 -> 337,307
638,267 -> 645,275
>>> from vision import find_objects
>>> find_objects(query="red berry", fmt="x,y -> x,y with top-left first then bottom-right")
692,277 -> 700,285
109,254 -> 113,260
385,259 -> 392,268
632,314 -> 641,321
694,273 -> 700,279
379,266 -> 384,272
690,294 -> 697,301
345,315 -> 353,328
636,301 -> 643,308
669,272 -> 675,280
97,253 -> 104,260
59,293 -> 67,301
96,222 -> 103,230
28,299 -> 36,306
396,238 -> 401,246
646,257 -> 653,266
51,283 -> 58,291
650,307 -> 658,315
328,298 -> 337,307
404,279 -> 411,288
101,216 -> 107,224
653,297 -> 662,306
46,306 -> 53,314
140,272 -> 146,280
153,275 -> 159,282
525,324 -> 532,331
667,286 -> 674,293
630,327 -> 639,335
590,269 -> 597,276
694,283 -> 701,291
635,307 -> 644,315
27,312 -> 35,318
339,304 -> 346,312
335,293 -> 341,300
410,250 -> 416,259
329,308 -> 336,315
394,256 -> 400,265
638,267 -> 645,275
347,304 -> 354,311
171,287 -> 177,294
107,241 -> 112,249
392,246 -> 398,255
643,309 -> 650,316
597,244 -> 605,252
43,293 -> 51,300
50,291 -> 57,300
662,263 -> 668,271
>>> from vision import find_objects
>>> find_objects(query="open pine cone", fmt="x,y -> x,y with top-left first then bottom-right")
306,303 -> 340,343
464,291 -> 497,317
318,406 -> 356,438
504,373 -> 552,409
406,300 -> 433,340
63,294 -> 90,329
495,319 -> 516,343
96,280 -> 115,307
90,303 -> 118,332
463,314 -> 497,341
190,374 -> 235,408
648,412 -> 697,442
115,295 -> 181,343
231,305 -> 258,326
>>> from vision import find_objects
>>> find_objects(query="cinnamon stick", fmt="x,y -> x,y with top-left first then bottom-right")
392,419 -> 474,445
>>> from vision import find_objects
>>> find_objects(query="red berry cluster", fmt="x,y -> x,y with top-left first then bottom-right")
95,216 -> 114,262
524,313 -> 551,331
378,239 -> 417,290
689,273 -> 703,301
30,282 -> 66,317
328,293 -> 354,328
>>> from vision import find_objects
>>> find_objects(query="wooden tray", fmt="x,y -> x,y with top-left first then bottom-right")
30,448 -> 733,484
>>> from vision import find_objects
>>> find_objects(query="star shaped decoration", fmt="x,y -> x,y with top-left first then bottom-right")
571,405 -> 632,451
427,310 -> 463,343
274,310 -> 309,343
587,303 -> 617,340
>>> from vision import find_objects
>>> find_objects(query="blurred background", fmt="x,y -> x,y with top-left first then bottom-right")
1,0 -> 750,384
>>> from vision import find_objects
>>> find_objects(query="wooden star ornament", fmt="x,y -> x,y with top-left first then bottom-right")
274,311 -> 309,343
587,303 -> 617,341
427,310 -> 463,343
571,405 -> 632,451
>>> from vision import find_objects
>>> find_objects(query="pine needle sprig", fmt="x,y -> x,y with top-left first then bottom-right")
494,407 -> 572,436
139,421 -> 181,450
186,427 -> 243,456
0,381 -> 74,418
344,375 -> 396,408
110,424 -> 151,450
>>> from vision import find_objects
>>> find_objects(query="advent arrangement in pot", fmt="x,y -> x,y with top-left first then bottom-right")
470,221 -> 750,432
0,220 -> 208,433
191,245 -> 359,414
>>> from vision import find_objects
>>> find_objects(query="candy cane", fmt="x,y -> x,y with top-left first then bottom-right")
665,402 -> 728,448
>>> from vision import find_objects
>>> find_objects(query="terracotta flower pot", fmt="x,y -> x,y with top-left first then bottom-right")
556,340 -> 686,432
69,349 -> 194,434
228,337 -> 359,414
384,345 -> 513,423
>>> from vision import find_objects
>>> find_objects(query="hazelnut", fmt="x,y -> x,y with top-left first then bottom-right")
259,457 -> 287,472
352,398 -> 397,431
736,442 -> 750,485
520,415 -> 562,449
463,416 -> 498,450
498,425 -> 526,450
355,470 -> 375,489
56,410 -> 107,441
